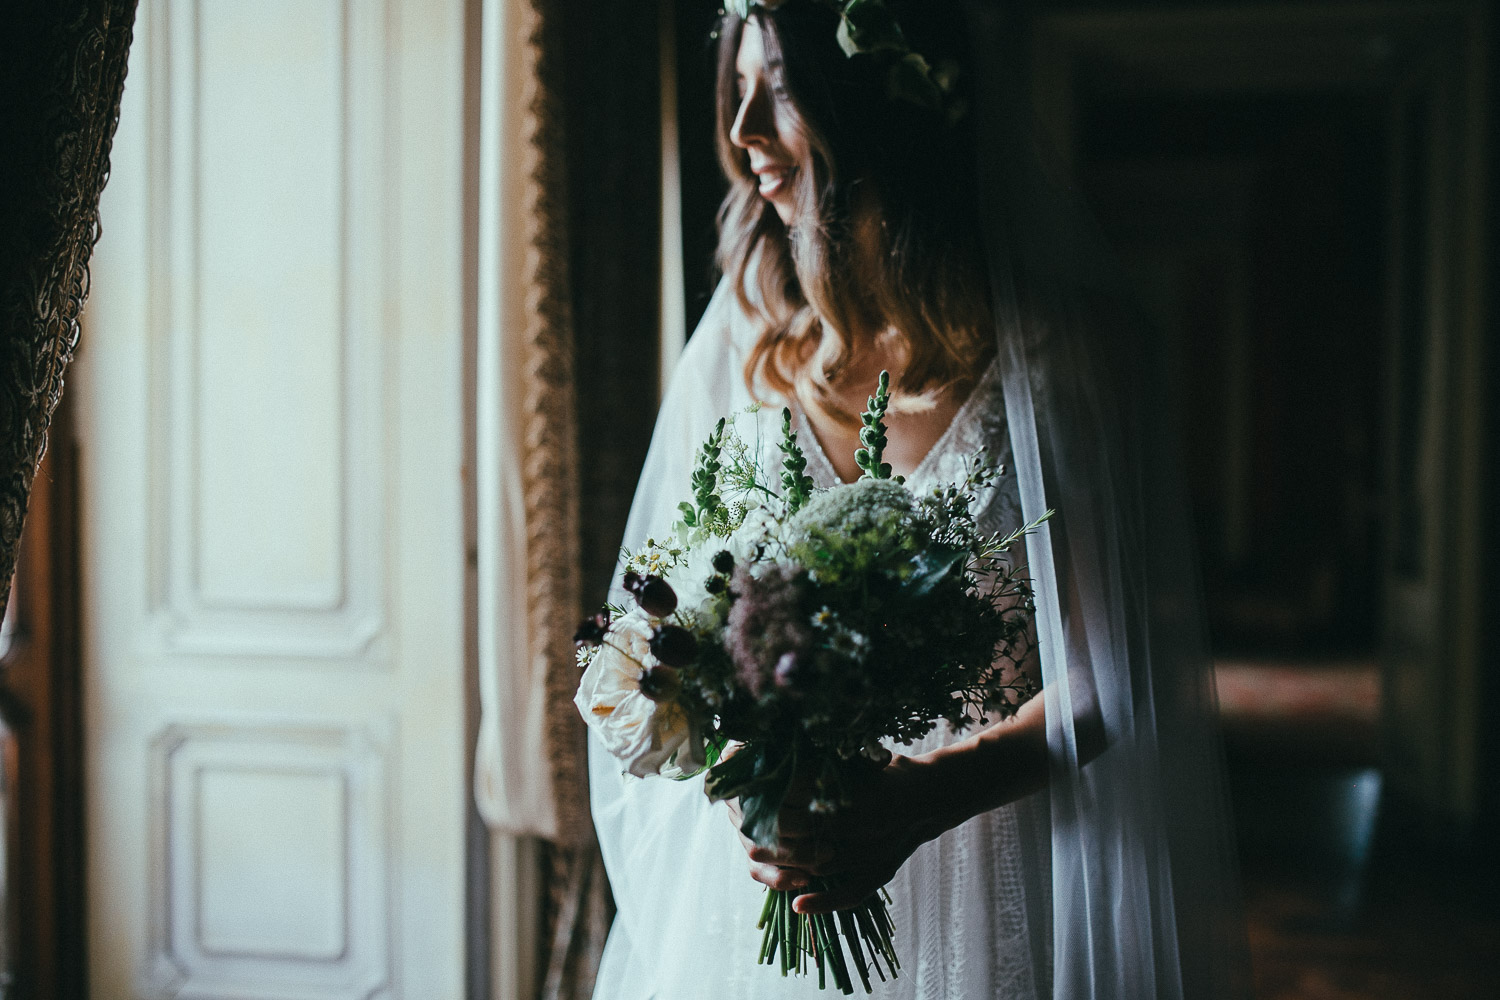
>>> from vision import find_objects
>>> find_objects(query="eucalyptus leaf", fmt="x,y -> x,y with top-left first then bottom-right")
704,737 -> 727,769
703,743 -> 761,802
670,732 -> 726,781
738,786 -> 786,848
838,0 -> 906,56
737,747 -> 797,847
887,52 -> 943,110
906,544 -> 968,597
930,57 -> 962,93
834,15 -> 860,57
704,741 -> 798,848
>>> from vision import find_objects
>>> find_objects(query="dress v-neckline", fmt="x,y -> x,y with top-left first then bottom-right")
793,356 -> 1002,489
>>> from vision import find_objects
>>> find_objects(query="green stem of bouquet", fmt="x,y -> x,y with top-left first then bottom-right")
756,882 -> 899,994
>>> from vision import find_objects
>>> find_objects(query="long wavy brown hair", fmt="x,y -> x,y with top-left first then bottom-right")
714,1 -> 995,424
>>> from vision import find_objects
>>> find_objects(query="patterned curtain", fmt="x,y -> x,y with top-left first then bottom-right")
544,0 -> 665,995
471,0 -> 662,994
0,1 -> 138,608
470,0 -> 591,851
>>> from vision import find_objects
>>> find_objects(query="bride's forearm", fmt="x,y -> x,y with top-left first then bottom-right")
907,695 -> 1051,839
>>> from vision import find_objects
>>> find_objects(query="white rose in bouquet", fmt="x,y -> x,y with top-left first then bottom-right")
574,608 -> 701,778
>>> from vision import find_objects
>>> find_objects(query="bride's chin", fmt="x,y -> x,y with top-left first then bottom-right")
762,193 -> 799,227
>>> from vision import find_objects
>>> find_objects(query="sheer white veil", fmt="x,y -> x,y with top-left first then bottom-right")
968,4 -> 1249,997
588,3 -> 1249,997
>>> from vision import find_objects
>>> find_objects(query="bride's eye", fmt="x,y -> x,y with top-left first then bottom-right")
767,65 -> 791,100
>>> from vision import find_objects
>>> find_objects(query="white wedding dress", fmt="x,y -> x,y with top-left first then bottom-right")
589,283 -> 1053,1000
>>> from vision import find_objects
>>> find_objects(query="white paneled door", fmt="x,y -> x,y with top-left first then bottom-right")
78,1 -> 468,997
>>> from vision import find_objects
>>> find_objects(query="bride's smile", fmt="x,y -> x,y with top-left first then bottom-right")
751,162 -> 796,200
729,19 -> 809,225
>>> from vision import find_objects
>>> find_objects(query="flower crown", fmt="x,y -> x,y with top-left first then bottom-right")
723,0 -> 965,123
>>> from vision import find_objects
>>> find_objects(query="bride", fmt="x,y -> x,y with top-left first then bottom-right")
588,2 -> 1246,997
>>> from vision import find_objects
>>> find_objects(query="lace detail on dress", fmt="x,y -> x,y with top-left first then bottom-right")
787,357 -> 1023,544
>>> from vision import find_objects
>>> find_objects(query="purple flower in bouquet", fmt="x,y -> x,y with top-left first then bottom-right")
724,562 -> 813,698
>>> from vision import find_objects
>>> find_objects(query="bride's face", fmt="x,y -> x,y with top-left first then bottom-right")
729,20 -> 811,226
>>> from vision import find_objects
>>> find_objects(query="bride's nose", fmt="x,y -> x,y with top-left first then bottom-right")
730,82 -> 776,149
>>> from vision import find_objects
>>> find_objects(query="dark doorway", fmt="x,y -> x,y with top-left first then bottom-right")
1080,89 -> 1388,663
1038,4 -> 1495,997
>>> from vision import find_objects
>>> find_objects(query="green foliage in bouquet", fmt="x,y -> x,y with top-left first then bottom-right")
779,407 -> 816,514
576,371 -> 1051,993
853,369 -> 897,481
678,417 -> 728,532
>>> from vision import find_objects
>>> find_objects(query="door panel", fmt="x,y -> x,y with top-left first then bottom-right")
80,1 -> 468,997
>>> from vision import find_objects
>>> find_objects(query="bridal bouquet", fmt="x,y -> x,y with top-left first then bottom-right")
575,372 -> 1046,994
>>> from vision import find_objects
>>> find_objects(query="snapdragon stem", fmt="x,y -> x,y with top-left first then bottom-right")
754,884 -> 896,993
758,885 -> 777,926
786,895 -> 797,976
757,891 -> 776,964
838,909 -> 872,992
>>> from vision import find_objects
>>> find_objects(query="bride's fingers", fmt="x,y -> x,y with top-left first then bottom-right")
790,871 -> 889,915
775,808 -> 814,838
749,861 -> 811,893
745,839 -> 833,869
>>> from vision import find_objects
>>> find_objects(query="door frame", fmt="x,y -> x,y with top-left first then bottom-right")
0,395 -> 87,1000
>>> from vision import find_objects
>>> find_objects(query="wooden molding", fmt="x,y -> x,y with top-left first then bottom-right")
0,395 -> 87,999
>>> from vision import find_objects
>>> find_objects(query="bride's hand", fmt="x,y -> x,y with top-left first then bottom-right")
726,701 -> 1049,911
726,795 -> 818,894
727,755 -> 943,913
719,743 -> 819,893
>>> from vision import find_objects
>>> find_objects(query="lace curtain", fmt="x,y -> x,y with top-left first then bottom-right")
0,1 -> 138,608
